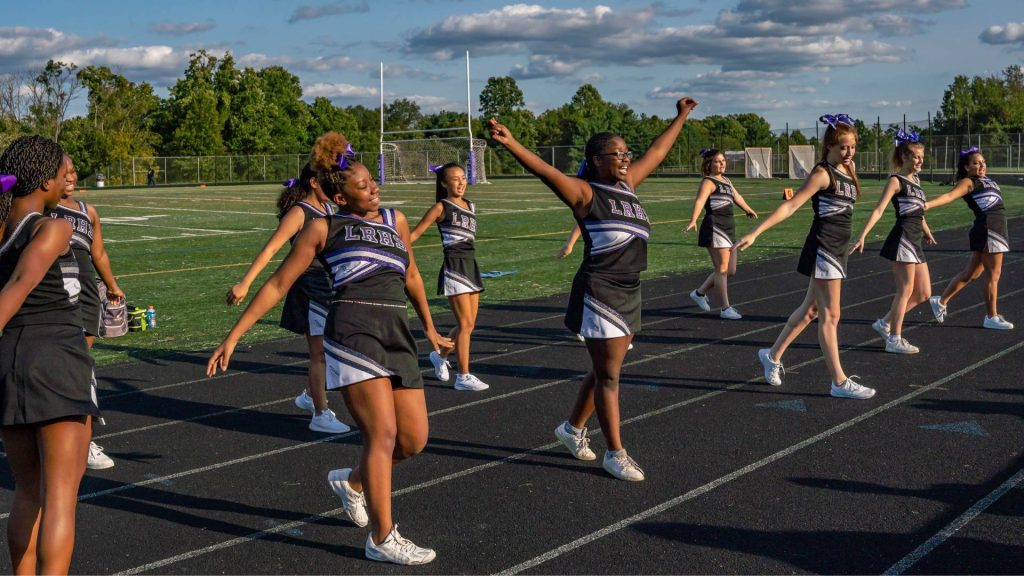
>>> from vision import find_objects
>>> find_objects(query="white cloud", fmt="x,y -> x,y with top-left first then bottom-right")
871,99 -> 913,108
303,82 -> 378,99
53,46 -> 184,71
979,22 -> 1024,45
288,0 -> 370,24
511,55 -> 588,79
150,20 -> 216,36
0,26 -> 114,73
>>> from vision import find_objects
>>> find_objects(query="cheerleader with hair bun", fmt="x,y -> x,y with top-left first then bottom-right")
849,129 -> 936,353
736,114 -> 875,400
683,148 -> 757,319
924,147 -> 1012,329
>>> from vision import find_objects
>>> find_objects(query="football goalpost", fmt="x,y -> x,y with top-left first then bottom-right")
378,51 -> 488,184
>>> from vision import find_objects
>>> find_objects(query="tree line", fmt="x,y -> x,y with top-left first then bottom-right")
1,49 -> 1021,180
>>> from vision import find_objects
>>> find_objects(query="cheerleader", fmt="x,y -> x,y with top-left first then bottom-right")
209,132 -> 450,565
683,148 -> 758,319
925,148 -> 1012,329
489,96 -> 699,481
409,162 -> 488,391
50,155 -> 125,469
849,130 -> 936,353
736,114 -> 875,400
0,136 -> 100,573
227,164 -> 350,433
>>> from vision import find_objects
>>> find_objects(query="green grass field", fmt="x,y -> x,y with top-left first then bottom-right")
80,176 -> 1024,366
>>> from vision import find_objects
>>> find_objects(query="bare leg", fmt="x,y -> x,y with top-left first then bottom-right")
36,417 -> 90,575
769,279 -> 819,362
885,263 -> 916,336
813,279 -> 847,384
568,336 -> 631,451
448,293 -> 479,375
3,426 -> 42,575
940,252 -> 984,306
981,252 -> 1003,318
306,334 -> 329,414
709,248 -> 733,309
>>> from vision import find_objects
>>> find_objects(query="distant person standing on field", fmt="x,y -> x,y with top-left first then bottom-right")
146,168 -> 155,187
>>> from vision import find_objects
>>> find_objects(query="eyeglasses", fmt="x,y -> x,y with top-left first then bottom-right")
598,151 -> 633,161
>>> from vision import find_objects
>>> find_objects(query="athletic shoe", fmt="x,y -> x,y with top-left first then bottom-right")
294,390 -> 315,413
553,421 -> 596,461
627,342 -> 634,351
720,307 -> 742,320
983,315 -> 1014,330
428,351 -> 450,382
454,373 -> 489,391
602,449 -> 645,481
885,337 -> 919,354
689,290 -> 711,312
365,525 -> 436,565
929,296 -> 946,323
309,409 -> 351,433
327,468 -> 369,527
87,442 -> 115,470
830,376 -> 876,400
758,348 -> 784,386
575,333 -> 585,342
872,318 -> 890,338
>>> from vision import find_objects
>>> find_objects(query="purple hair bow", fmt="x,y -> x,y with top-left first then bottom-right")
575,159 -> 587,177
819,113 -> 855,128
336,143 -> 357,170
0,174 -> 15,195
959,146 -> 980,156
283,178 -> 299,188
428,165 -> 442,173
894,128 -> 920,146
699,148 -> 713,159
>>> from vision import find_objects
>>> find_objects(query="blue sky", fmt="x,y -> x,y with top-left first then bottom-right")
3,0 -> 1023,132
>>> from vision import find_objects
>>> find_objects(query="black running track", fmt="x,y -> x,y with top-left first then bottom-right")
2,220 -> 1022,574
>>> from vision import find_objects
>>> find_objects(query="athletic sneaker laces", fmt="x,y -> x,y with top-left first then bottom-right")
689,290 -> 711,312
87,442 -> 115,470
830,376 -> 876,400
309,409 -> 352,433
872,318 -> 890,338
294,390 -> 315,413
454,373 -> 489,391
602,450 -> 645,481
885,337 -> 919,354
983,315 -> 1014,330
428,351 -> 451,382
758,348 -> 784,386
929,296 -> 946,323
327,468 -> 369,527
554,421 -> 596,461
720,307 -> 742,320
365,525 -> 436,565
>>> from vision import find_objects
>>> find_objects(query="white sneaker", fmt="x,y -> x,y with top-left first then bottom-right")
428,351 -> 450,382
575,333 -> 585,342
830,376 -> 876,399
929,296 -> 946,323
365,525 -> 436,565
983,315 -> 1014,330
758,348 -> 783,386
602,449 -> 645,481
87,442 -> 115,470
689,290 -> 711,312
309,409 -> 351,433
872,318 -> 890,338
627,342 -> 634,350
553,421 -> 596,461
294,390 -> 315,413
454,373 -> 489,391
327,468 -> 369,527
885,336 -> 919,354
720,307 -> 742,320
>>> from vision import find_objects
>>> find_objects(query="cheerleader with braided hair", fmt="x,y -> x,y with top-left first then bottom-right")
0,135 -> 100,574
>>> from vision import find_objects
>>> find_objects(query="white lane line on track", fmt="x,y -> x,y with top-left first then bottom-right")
498,339 -> 1024,575
107,285 -> 1024,574
882,465 -> 1024,575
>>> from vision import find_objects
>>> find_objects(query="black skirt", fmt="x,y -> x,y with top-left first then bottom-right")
323,300 -> 423,390
279,270 -> 333,335
437,254 -> 484,296
697,213 -> 735,248
968,212 -> 1009,254
72,248 -> 101,336
880,216 -> 926,263
564,270 -> 641,338
1,324 -> 100,425
797,219 -> 851,279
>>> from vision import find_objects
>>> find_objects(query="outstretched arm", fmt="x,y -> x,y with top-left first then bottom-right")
489,118 -> 592,217
409,202 -> 445,244
684,179 -> 714,232
559,224 -> 582,258
926,178 -> 973,210
208,219 -> 323,376
734,166 -> 829,251
849,176 -> 900,254
396,211 -> 453,353
227,207 -> 305,305
629,97 -> 699,188
731,185 -> 758,219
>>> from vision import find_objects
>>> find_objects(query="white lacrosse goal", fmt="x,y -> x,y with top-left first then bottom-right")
788,145 -> 816,179
744,147 -> 773,179
379,136 -> 488,184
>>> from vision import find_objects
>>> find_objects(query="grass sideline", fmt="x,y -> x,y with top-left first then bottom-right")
79,176 -> 1024,367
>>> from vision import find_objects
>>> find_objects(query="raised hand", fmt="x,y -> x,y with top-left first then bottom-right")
677,97 -> 699,116
488,118 -> 515,146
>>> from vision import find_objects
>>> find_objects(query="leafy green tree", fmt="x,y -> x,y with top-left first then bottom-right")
309,97 -> 358,144
165,50 -> 225,155
224,68 -> 272,154
260,66 -> 310,152
27,60 -> 82,141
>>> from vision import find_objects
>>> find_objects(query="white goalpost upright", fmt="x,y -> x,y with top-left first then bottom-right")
744,147 -> 773,179
378,51 -> 488,184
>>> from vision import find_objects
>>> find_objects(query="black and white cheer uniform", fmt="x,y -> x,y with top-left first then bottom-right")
436,198 -> 483,296
797,162 -> 857,280
279,201 -> 334,336
50,201 -> 101,335
879,174 -> 927,263
697,176 -> 736,249
964,176 -> 1009,254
